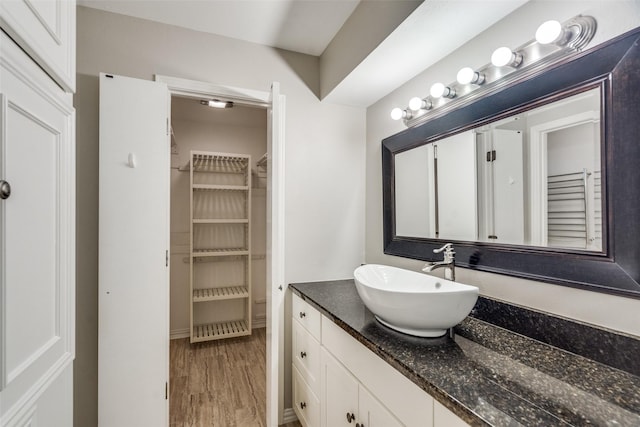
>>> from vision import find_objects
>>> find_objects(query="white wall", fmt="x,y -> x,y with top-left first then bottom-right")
75,6 -> 366,426
319,0 -> 421,99
365,1 -> 640,338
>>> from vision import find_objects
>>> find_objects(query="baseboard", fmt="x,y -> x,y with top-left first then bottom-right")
282,407 -> 298,424
170,328 -> 190,340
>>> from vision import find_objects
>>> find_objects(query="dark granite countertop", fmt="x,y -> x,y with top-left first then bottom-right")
289,280 -> 640,427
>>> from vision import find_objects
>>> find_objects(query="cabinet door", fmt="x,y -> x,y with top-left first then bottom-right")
359,385 -> 403,427
321,348 -> 359,427
0,0 -> 76,92
0,32 -> 75,425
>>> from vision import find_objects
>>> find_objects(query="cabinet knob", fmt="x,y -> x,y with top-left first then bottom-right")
0,180 -> 11,200
300,351 -> 307,358
356,424 -> 364,427
300,401 -> 306,409
346,412 -> 355,423
299,311 -> 306,318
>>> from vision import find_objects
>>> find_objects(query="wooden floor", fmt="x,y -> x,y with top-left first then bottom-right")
170,328 -> 302,427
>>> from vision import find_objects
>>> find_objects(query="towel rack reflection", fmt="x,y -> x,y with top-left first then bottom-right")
547,169 -> 598,249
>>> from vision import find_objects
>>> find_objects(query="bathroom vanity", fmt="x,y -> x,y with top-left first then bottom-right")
290,280 -> 640,427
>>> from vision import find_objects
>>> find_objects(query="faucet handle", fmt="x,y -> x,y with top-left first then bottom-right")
434,243 -> 455,263
433,243 -> 454,254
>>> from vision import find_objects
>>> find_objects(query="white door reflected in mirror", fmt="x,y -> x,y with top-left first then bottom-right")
394,87 -> 602,252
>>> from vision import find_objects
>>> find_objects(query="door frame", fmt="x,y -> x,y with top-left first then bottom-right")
155,75 -> 286,425
529,110 -> 599,247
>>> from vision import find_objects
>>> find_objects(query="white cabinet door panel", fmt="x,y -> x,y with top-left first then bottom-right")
0,31 -> 74,426
321,348 -> 358,427
0,0 -> 76,92
359,385 -> 403,427
321,316 -> 433,427
434,401 -> 470,427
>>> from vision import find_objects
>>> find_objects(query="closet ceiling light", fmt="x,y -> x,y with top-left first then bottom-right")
201,99 -> 234,108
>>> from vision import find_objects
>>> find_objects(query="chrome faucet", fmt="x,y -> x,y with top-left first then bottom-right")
422,243 -> 455,281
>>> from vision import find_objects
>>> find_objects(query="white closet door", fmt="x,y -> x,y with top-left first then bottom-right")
492,129 -> 524,244
436,131 -> 477,241
98,73 -> 169,427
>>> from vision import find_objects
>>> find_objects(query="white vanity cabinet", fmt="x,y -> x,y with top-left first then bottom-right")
293,319 -> 321,394
321,347 -> 402,427
434,401 -> 470,427
293,364 -> 321,427
359,381 -> 405,427
321,315 -> 432,427
292,295 -> 322,426
291,293 -> 471,427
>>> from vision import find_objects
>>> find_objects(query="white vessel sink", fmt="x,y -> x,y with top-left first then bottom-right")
354,264 -> 479,338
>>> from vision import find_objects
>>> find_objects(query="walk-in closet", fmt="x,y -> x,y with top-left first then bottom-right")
168,95 -> 271,424
170,96 -> 268,340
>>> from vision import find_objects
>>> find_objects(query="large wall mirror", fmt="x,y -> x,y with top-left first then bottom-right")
383,27 -> 640,298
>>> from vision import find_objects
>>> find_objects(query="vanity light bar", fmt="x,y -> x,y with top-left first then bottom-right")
390,15 -> 597,127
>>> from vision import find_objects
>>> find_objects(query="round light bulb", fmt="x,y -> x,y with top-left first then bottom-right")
536,20 -> 563,45
408,97 -> 424,111
430,83 -> 446,98
390,107 -> 405,121
491,47 -> 515,67
456,67 -> 476,85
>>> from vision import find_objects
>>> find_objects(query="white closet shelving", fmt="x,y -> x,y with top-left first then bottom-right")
187,151 -> 252,342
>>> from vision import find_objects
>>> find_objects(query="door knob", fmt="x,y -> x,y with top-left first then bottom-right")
0,180 -> 10,200
300,401 -> 306,409
346,412 -> 355,423
300,351 -> 307,358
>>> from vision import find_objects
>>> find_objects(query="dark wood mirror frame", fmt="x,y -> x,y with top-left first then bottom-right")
382,27 -> 640,298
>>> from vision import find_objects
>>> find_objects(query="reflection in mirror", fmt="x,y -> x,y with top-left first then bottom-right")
395,87 -> 601,251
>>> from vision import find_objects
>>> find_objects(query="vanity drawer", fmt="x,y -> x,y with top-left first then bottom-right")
292,294 -> 321,340
293,317 -> 321,395
293,364 -> 320,427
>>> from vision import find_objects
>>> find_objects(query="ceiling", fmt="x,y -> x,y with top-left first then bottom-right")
78,0 -> 530,107
77,0 -> 361,56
